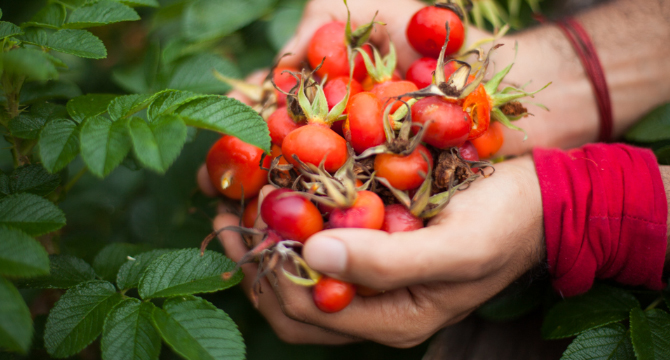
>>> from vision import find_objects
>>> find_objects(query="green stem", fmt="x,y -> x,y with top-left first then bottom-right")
645,297 -> 663,311
64,167 -> 87,193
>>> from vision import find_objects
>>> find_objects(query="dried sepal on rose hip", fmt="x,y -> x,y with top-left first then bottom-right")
407,29 -> 551,141
355,101 -> 434,191
281,64 -> 352,173
376,145 -> 485,219
290,151 -> 384,230
199,188 -> 326,304
308,0 -> 383,82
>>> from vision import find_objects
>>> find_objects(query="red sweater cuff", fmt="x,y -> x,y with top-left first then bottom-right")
533,144 -> 667,297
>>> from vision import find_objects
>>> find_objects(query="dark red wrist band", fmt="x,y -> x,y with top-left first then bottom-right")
534,144 -> 667,297
536,15 -> 613,142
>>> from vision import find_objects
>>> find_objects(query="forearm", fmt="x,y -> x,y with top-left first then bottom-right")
494,0 -> 670,155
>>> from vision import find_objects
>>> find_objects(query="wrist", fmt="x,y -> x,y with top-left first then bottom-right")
495,26 -> 599,156
505,155 -> 546,268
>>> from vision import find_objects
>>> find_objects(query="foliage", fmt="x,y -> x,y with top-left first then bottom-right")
0,0 -> 265,358
625,103 -> 670,165
1,0 -> 667,360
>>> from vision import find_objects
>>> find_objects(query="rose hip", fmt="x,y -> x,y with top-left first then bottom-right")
381,204 -> 423,233
260,188 -> 323,243
330,190 -> 385,230
313,276 -> 356,313
411,96 -> 472,149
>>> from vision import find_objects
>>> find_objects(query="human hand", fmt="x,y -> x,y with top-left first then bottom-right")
276,0 -> 491,74
202,155 -> 546,346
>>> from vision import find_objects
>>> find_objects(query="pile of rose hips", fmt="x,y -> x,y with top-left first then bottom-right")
204,1 -> 547,313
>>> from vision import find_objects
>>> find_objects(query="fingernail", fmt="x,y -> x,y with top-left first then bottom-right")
304,236 -> 347,274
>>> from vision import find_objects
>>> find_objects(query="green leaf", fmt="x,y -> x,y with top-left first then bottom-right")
267,4 -> 303,51
65,0 -> 140,28
80,116 -> 132,177
24,3 -> 66,28
15,254 -> 97,289
560,323 -> 635,360
19,80 -> 82,104
128,115 -> 187,173
116,0 -> 160,7
0,277 -> 32,354
48,30 -> 107,59
183,0 -> 274,42
38,118 -> 80,173
542,284 -> 640,339
163,53 -> 240,94
67,94 -> 119,123
108,94 -> 153,120
648,309 -> 670,360
152,296 -> 245,360
20,28 -> 106,59
655,145 -> 670,165
143,41 -> 160,91
116,249 -> 172,290
664,289 -> 670,310
625,104 -> 670,143
5,165 -> 60,197
44,52 -> 69,69
147,90 -> 207,121
101,299 -> 161,360
57,0 -> 87,7
44,281 -> 122,358
630,309 -> 670,360
175,96 -> 270,153
0,226 -> 49,277
111,64 -> 148,94
17,26 -> 49,46
9,102 -> 68,139
0,193 -> 66,236
138,249 -> 242,299
92,243 -> 151,283
1,48 -> 57,81
630,307 -> 654,360
116,0 -> 159,7
0,21 -> 22,39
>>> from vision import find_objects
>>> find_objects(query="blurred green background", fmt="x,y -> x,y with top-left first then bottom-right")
0,0 -> 620,359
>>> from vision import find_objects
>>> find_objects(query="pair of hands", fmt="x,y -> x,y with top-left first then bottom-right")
198,0 -> 549,347
199,158 -> 544,346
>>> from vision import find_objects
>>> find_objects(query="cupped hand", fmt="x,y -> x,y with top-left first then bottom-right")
201,155 -> 546,346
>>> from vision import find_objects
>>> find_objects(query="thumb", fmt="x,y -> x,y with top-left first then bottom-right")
302,225 -> 494,290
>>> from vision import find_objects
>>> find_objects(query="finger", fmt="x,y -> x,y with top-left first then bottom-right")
253,185 -> 277,230
269,267 -> 459,347
302,224 -> 495,290
214,213 -> 354,345
197,164 -> 218,197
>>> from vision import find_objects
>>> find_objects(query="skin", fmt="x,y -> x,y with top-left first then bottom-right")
197,0 -> 670,347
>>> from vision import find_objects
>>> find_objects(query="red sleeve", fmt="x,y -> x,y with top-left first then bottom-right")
533,143 -> 667,297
